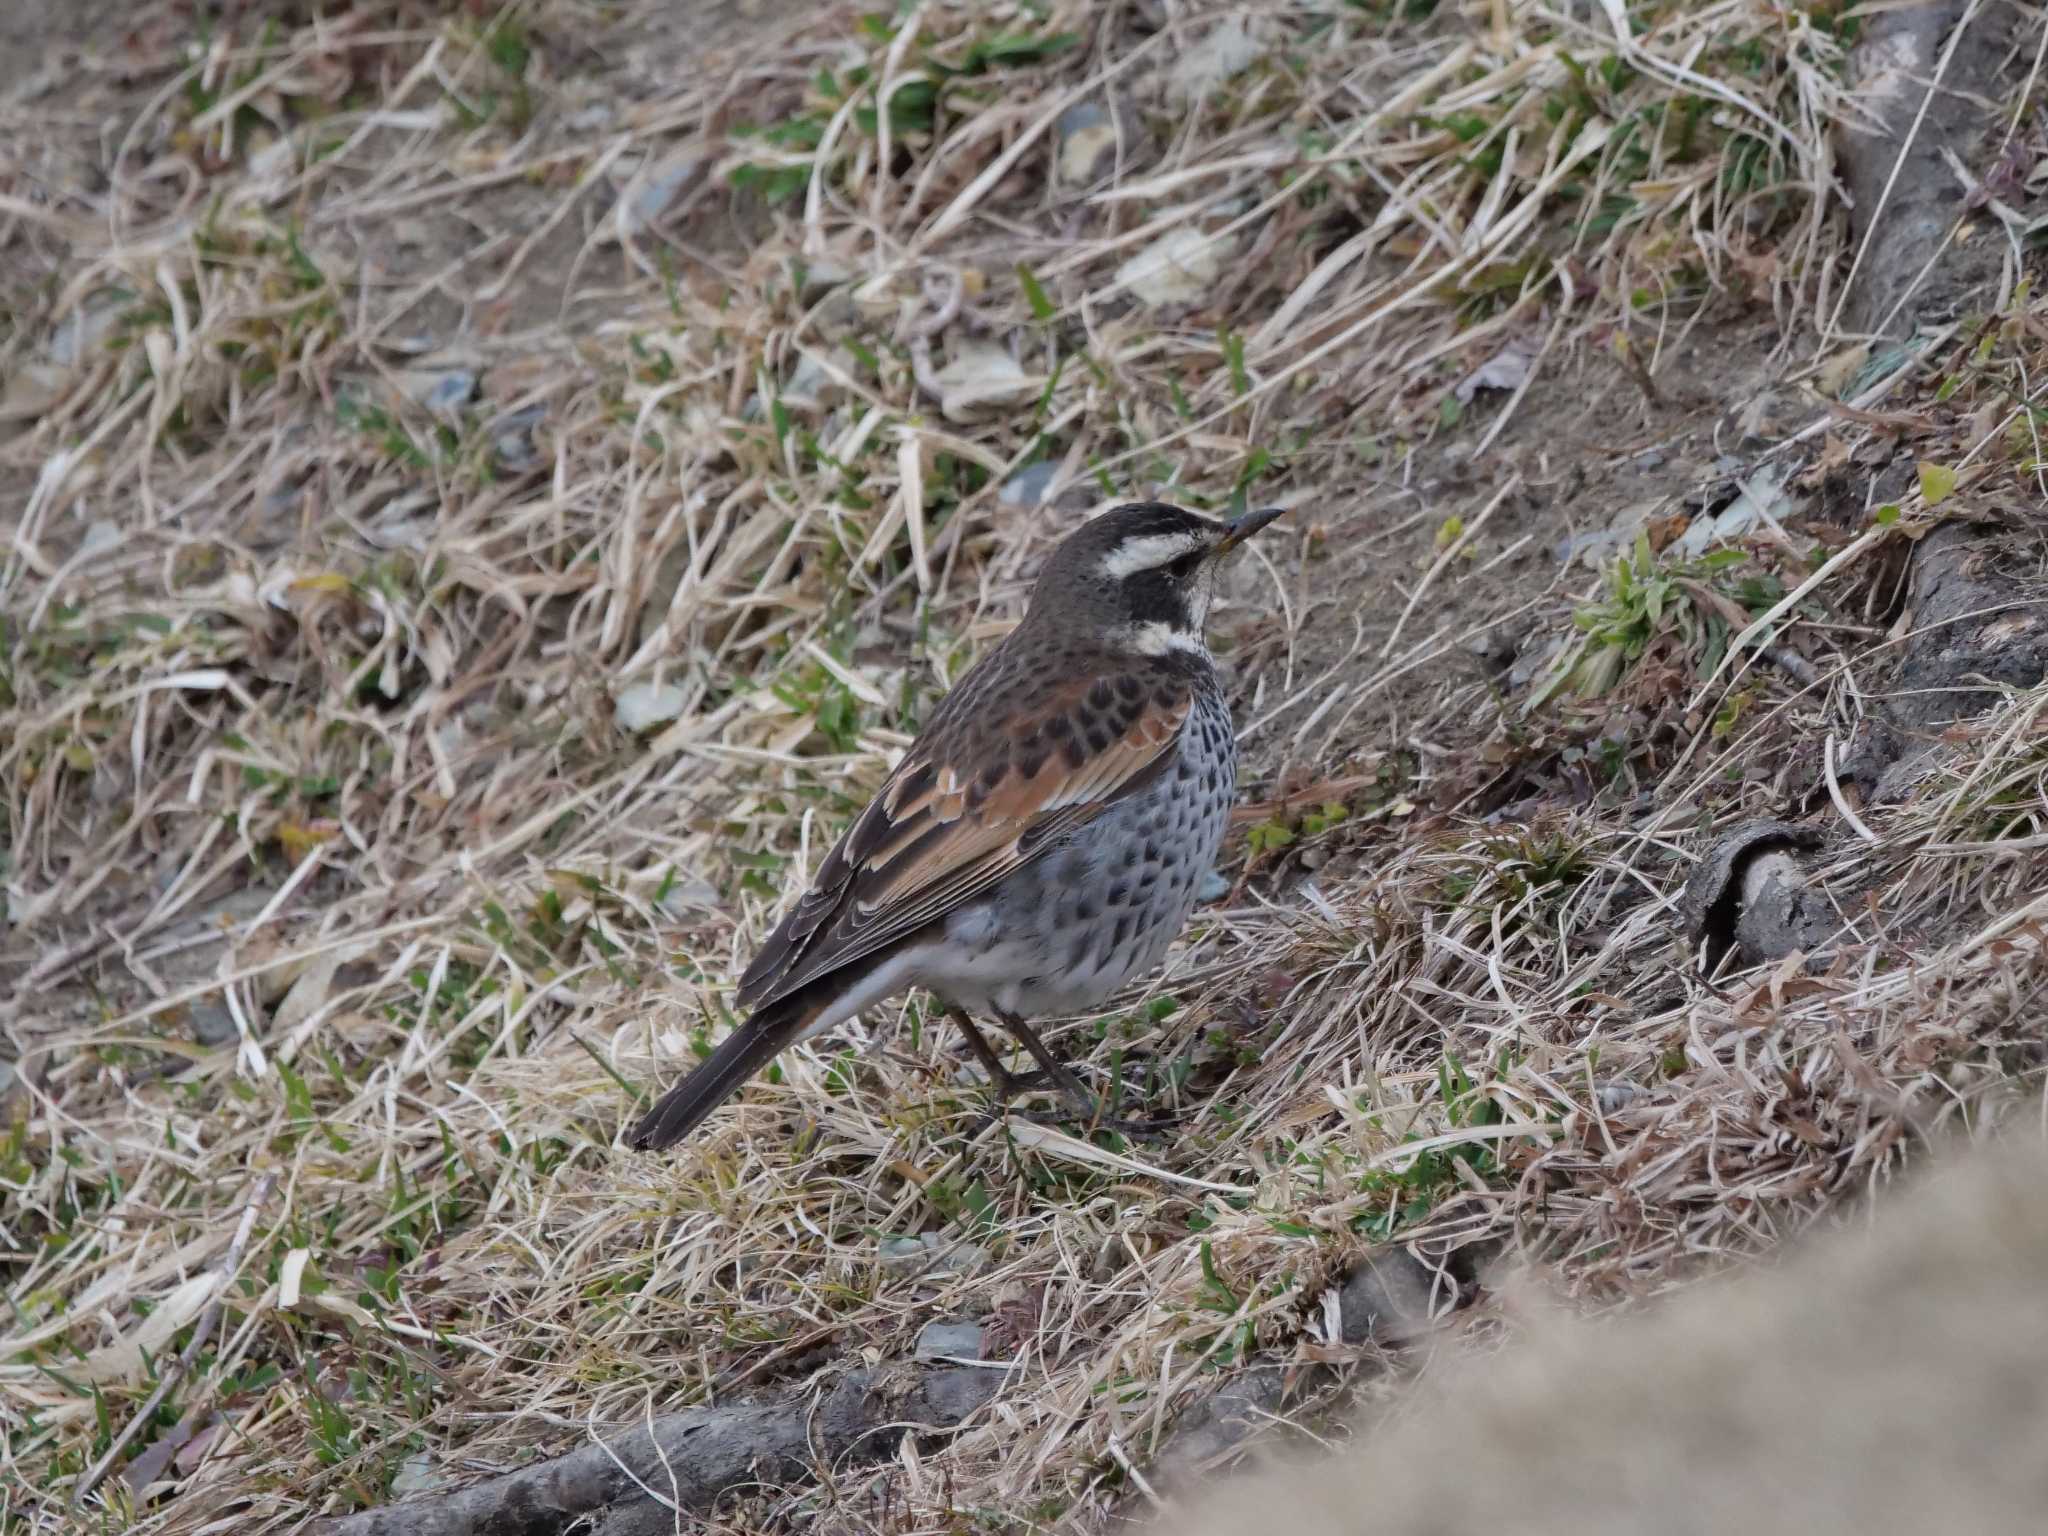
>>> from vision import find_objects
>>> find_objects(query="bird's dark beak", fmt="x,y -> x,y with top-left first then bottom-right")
1211,505 -> 1288,560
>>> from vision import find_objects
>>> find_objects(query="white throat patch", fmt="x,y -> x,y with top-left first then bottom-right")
1118,620 -> 1208,657
1097,530 -> 1208,581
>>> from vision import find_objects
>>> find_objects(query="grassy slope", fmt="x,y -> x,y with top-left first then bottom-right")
2,1 -> 2044,1529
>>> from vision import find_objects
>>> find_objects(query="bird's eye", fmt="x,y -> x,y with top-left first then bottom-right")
1165,550 -> 1204,580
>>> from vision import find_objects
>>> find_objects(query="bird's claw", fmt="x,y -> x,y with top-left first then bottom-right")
977,1101 -> 1182,1143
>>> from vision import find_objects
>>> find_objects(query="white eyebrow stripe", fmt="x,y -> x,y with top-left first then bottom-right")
1097,530 -> 1207,581
1118,620 -> 1208,656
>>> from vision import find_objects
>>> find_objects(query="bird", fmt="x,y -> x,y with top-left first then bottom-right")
628,500 -> 1287,1152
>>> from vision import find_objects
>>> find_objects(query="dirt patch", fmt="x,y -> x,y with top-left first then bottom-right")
0,0 -> 137,104
1235,304 -> 1806,790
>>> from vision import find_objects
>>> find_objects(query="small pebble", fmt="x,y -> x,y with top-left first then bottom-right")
388,1452 -> 450,1497
1337,1249 -> 1444,1345
1000,461 -> 1062,509
46,290 -> 128,369
189,1001 -> 238,1047
616,148 -> 705,236
616,683 -> 687,733
493,405 -> 547,472
412,370 -> 478,414
914,1319 -> 986,1361
1055,101 -> 1118,185
879,1233 -> 990,1277
1596,1082 -> 1642,1114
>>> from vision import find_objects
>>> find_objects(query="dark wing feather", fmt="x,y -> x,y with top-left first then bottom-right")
736,653 -> 1192,1012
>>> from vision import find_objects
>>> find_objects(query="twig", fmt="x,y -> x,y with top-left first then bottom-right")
315,1365 -> 1003,1536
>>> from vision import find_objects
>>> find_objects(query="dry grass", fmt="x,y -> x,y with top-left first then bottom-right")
2,0 -> 2045,1530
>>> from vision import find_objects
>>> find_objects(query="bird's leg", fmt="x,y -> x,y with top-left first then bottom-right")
945,1006 -> 1053,1100
996,1011 -> 1105,1123
997,1010 -> 1182,1140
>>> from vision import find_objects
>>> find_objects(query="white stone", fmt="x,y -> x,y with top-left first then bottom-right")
934,342 -> 1038,420
616,682 -> 688,732
1117,227 -> 1232,308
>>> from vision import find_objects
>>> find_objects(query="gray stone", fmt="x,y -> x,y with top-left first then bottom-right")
0,363 -> 69,423
1147,1365 -> 1289,1488
1118,227 -> 1231,309
780,350 -> 855,414
1510,634 -> 1568,693
1554,527 -> 1627,568
47,290 -> 130,369
879,1232 -> 990,1277
1166,15 -> 1265,104
404,369 -> 479,414
1596,1081 -> 1643,1115
189,1000 -> 239,1047
796,257 -> 856,302
1734,848 -> 1840,966
1055,100 -> 1123,185
1676,462 -> 1799,556
615,147 -> 708,237
653,875 -> 722,920
388,1452 -> 449,1497
492,405 -> 547,472
914,1319 -> 986,1361
615,682 -> 688,733
934,342 -> 1036,420
1728,387 -> 1818,448
1337,1248 -> 1446,1345
1000,460 -> 1062,509
1463,626 -> 1520,673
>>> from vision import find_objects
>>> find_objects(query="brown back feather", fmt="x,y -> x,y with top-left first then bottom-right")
736,636 -> 1197,1011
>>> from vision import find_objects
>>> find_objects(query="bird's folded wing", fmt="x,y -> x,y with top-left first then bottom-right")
736,681 -> 1191,1010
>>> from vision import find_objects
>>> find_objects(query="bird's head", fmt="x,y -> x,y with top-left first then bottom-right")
1026,501 -> 1287,657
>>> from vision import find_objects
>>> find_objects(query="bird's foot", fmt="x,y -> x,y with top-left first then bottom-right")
982,1066 -> 1060,1100
986,1099 -> 1183,1143
947,1005 -> 1176,1139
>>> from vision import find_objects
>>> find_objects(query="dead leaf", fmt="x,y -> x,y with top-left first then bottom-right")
79,1273 -> 216,1382
275,819 -> 337,863
1825,401 -> 1936,436
1645,511 -> 1691,552
1454,340 -> 1534,403
1795,433 -> 1852,489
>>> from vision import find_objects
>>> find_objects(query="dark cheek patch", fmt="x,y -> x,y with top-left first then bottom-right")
1122,572 -> 1193,630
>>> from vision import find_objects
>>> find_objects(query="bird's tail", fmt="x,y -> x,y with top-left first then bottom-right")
625,990 -> 826,1152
